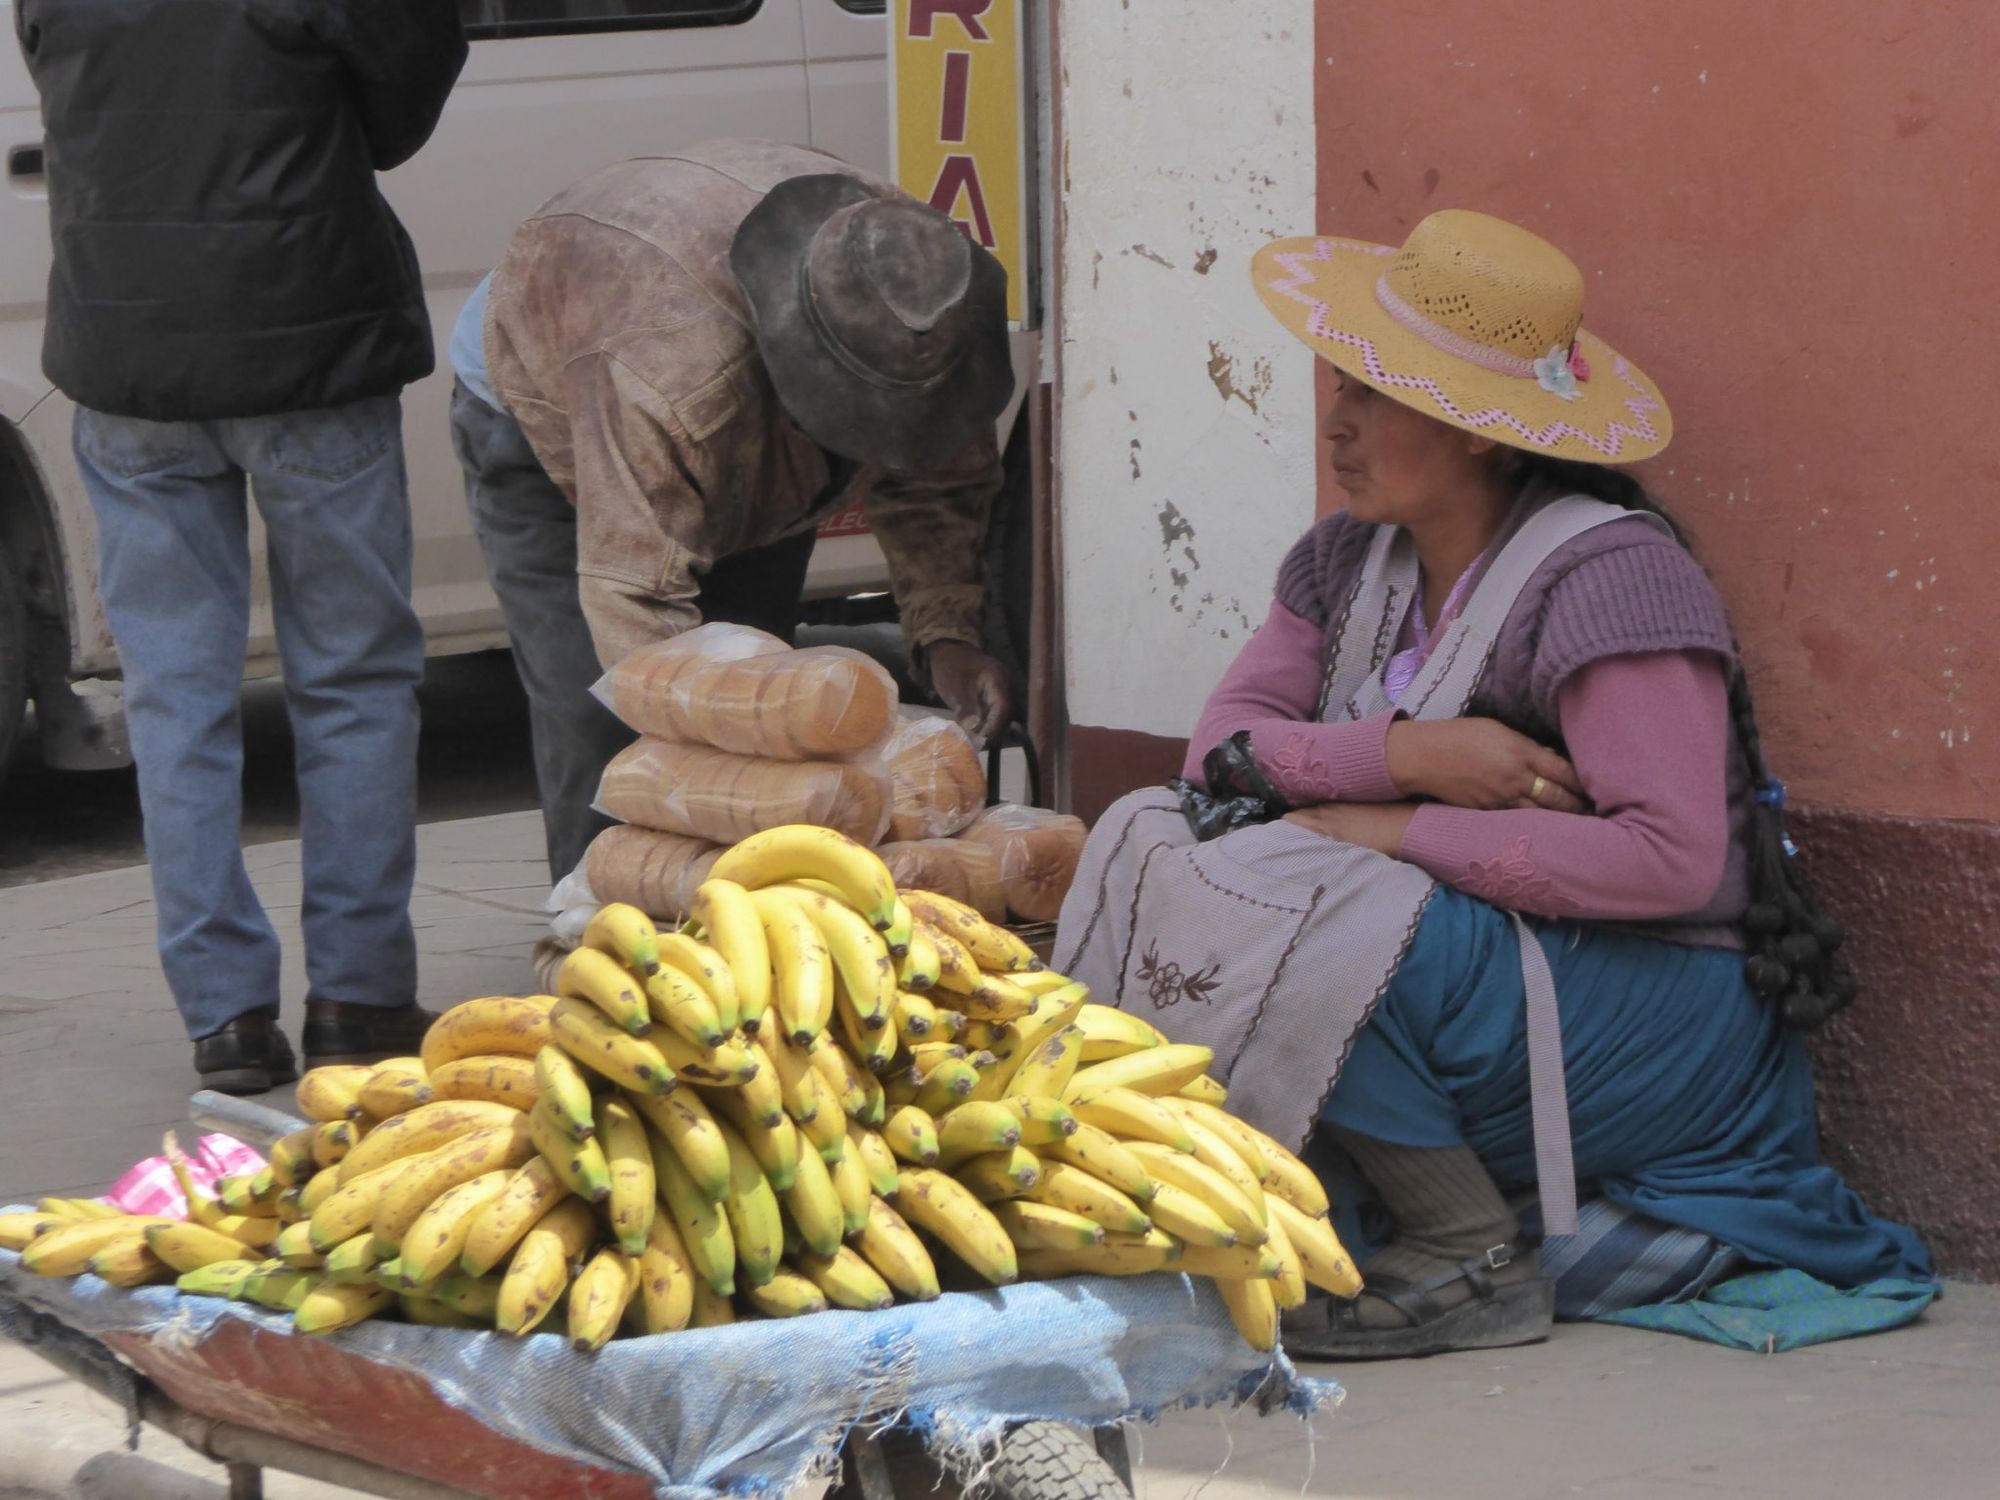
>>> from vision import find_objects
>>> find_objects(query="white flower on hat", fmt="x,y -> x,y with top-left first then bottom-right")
1534,344 -> 1581,401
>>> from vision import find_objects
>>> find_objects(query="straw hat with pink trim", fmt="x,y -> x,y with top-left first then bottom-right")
1253,209 -> 1672,464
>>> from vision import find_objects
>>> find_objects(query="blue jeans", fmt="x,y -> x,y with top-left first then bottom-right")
74,398 -> 423,1040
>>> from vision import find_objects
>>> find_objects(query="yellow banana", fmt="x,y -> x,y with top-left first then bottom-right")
530,1099 -> 614,1204
1143,1181 -> 1239,1250
828,1146 -> 874,1235
373,1116 -> 540,1253
629,1088 -> 733,1204
1258,1202 -> 1310,1310
582,901 -> 661,978
424,1272 -> 505,1322
568,1248 -> 641,1351
400,1295 -> 484,1330
23,1216 -> 171,1278
854,1197 -> 940,1302
748,887 -> 834,1044
296,1281 -> 394,1336
496,1198 -> 597,1335
87,1238 -> 174,1288
0,1212 -> 60,1251
175,1259 -> 265,1299
324,1232 -> 392,1285
267,1125 -> 321,1188
701,1085 -> 800,1191
982,985 -> 1091,1095
902,890 -> 1041,973
954,1146 -> 1043,1202
1004,1025 -> 1086,1102
1163,1099 -> 1274,1187
993,1200 -> 1106,1252
996,1095 -> 1078,1148
1215,1274 -> 1278,1353
559,946 -> 652,1036
895,1168 -> 1019,1286
772,885 -> 896,1033
338,1099 -> 524,1185
532,1045 -> 597,1140
779,1133 -> 845,1258
1016,1229 -> 1180,1280
744,1268 -> 829,1319
896,927 -> 942,993
710,825 -> 898,930
634,1212 -> 696,1335
428,1054 -> 538,1112
810,1031 -> 875,1121
1074,1003 -> 1168,1062
731,1050 -> 788,1129
644,966 -> 727,1050
238,1267 -> 316,1312
419,995 -> 556,1074
655,930 -> 742,1035
358,1057 -> 435,1122
846,1122 -> 902,1199
1063,1043 -> 1216,1102
1044,1125 -> 1156,1204
834,978 -> 900,1075
295,1064 -> 372,1122
460,1158 -> 569,1278
1169,1116 -> 1269,1228
688,880 -> 769,1034
298,1165 -> 345,1219
795,1245 -> 894,1311
1127,1141 -> 1266,1243
276,1220 -> 328,1268
1266,1195 -> 1363,1299
892,988 -> 940,1041
922,921 -> 1035,1020
273,1185 -> 307,1226
1021,1161 -> 1152,1236
309,1119 -> 362,1168
690,1279 -> 737,1328
164,1135 -> 277,1246
1161,1246 -> 1277,1286
933,1101 -> 1023,1170
1070,1087 -> 1196,1154
394,1170 -> 514,1286
754,1027 -> 842,1155
548,995 -> 676,1095
218,1169 -> 282,1216
309,1161 -> 417,1252
655,1026 -> 760,1088
596,1095 -> 657,1255
713,1115 -> 783,1289
36,1197 -> 121,1222
1178,1074 -> 1230,1107
911,1057 -> 979,1117
1013,969 -> 1084,999
651,1130 -> 737,1297
883,1105 -> 941,1166
144,1222 -> 254,1274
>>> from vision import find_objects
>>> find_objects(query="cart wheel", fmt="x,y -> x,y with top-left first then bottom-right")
970,1422 -> 1131,1500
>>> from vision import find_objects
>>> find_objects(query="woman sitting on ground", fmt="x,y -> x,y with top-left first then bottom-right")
1054,210 -> 1932,1360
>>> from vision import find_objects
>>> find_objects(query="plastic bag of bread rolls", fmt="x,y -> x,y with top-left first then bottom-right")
958,804 -> 1087,923
597,623 -> 898,759
880,839 -> 975,906
596,738 -> 891,846
944,836 -> 1008,923
584,824 -> 723,921
867,714 -> 987,842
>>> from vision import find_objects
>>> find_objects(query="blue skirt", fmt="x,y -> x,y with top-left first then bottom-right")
1322,888 -> 1933,1289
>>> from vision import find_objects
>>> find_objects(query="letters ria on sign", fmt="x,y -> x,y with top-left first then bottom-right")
891,0 -> 1034,328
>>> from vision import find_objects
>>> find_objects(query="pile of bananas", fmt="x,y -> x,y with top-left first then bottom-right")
4,826 -> 1359,1353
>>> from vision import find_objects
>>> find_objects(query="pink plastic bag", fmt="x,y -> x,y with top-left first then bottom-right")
105,1132 -> 267,1218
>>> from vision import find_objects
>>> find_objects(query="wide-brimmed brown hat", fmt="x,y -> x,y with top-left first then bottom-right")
732,175 -> 1012,473
1253,210 -> 1671,463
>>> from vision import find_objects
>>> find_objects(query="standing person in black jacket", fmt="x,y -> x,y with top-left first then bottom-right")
16,0 -> 468,1094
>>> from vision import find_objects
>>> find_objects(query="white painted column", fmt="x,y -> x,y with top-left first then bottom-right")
1054,0 -> 1318,746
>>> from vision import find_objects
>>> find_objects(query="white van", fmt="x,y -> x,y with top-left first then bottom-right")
0,0 -> 1007,777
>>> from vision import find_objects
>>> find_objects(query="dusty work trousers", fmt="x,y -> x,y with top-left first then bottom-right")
450,380 -> 817,884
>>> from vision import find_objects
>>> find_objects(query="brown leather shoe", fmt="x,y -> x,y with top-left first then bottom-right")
192,1010 -> 299,1096
301,1001 -> 441,1069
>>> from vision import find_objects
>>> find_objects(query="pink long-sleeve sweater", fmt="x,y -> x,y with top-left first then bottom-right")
1182,598 -> 1733,922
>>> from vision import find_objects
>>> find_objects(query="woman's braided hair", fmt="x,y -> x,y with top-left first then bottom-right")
1513,453 -> 1858,1028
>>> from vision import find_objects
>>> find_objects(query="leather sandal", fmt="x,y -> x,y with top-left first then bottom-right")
193,1010 -> 299,1097
1281,1240 -> 1554,1361
302,1001 -> 442,1070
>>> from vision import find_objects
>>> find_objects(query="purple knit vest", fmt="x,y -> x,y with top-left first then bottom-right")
1275,503 -> 1751,948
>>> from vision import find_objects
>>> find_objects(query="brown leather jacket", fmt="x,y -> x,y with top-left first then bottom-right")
484,139 -> 1003,669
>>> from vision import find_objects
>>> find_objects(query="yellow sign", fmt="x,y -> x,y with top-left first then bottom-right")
890,0 -> 1033,327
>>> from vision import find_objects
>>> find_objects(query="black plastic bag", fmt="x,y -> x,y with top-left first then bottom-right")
1169,732 -> 1290,842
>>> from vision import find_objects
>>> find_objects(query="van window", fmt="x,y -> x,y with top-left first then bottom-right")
460,0 -> 761,41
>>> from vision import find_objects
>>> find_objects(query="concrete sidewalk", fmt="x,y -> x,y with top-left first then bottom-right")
3,811 -> 1996,1499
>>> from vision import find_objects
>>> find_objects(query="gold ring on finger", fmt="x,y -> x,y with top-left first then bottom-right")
1530,775 -> 1548,803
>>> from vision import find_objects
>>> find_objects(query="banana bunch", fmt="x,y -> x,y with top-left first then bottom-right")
7,826 -> 1360,1358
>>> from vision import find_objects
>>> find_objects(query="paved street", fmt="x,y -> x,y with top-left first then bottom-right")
2,810 -> 1997,1498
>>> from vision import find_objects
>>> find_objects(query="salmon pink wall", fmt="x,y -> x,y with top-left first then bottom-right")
1314,0 -> 1999,823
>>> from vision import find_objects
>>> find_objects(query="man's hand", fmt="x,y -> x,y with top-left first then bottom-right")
1384,718 -> 1590,813
926,640 -> 1015,745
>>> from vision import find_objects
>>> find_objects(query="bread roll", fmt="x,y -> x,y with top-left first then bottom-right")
602,623 -> 897,759
959,805 -> 1087,923
597,738 -> 890,845
940,837 -> 1007,923
584,825 -> 722,922
870,714 -> 987,842
880,840 -> 974,906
